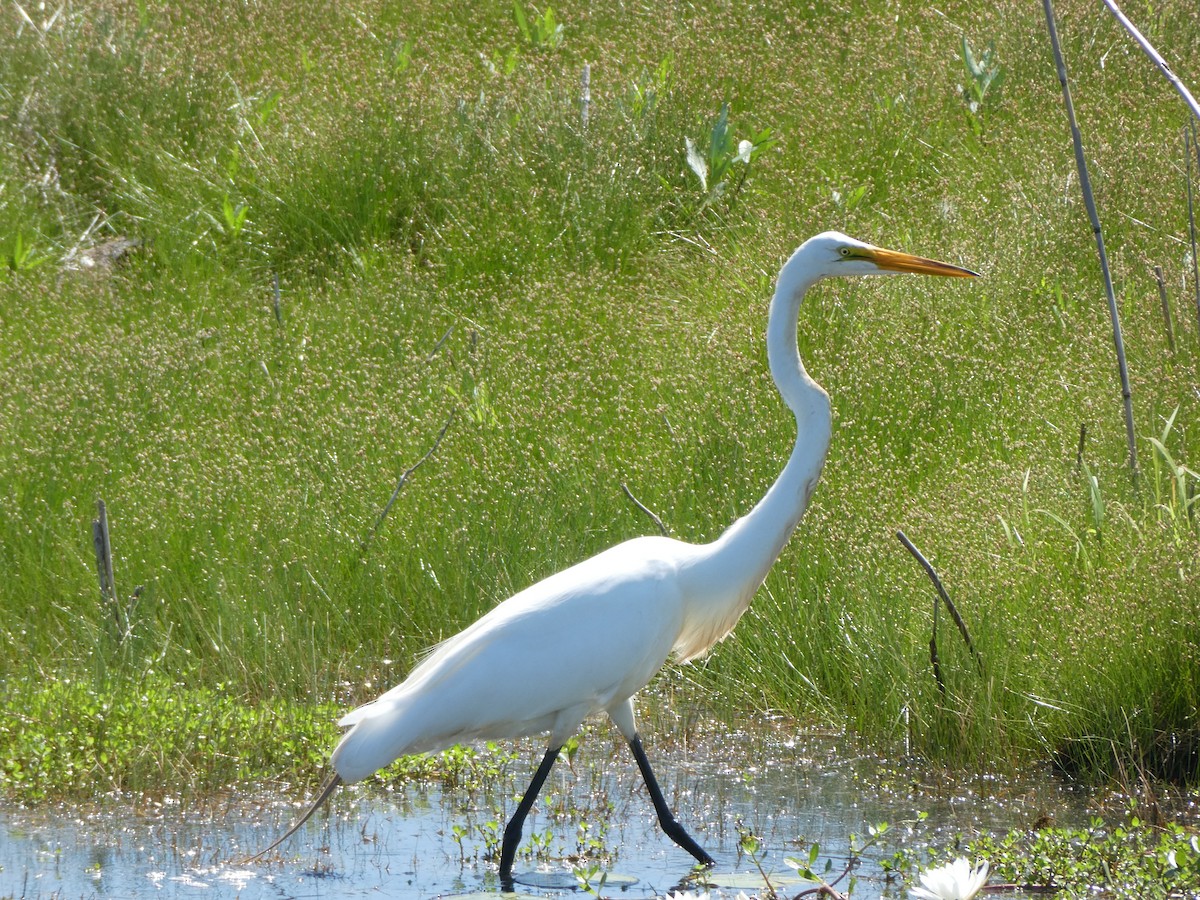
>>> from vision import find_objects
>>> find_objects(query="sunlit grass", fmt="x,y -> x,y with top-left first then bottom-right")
1,0 -> 1198,801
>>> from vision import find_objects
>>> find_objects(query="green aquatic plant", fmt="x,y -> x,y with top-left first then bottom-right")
572,862 -> 609,898
960,35 -> 1003,135
1146,407 -> 1199,540
513,1 -> 563,50
685,103 -> 776,206
629,54 -> 674,123
954,814 -> 1200,898
5,230 -> 50,271
389,38 -> 414,75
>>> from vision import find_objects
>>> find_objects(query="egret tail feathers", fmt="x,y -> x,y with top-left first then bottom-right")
248,773 -> 343,861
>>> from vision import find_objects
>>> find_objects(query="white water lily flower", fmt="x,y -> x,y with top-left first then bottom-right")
910,857 -> 990,900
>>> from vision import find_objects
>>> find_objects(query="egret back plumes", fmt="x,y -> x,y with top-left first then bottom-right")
258,231 -> 977,884
333,536 -> 688,779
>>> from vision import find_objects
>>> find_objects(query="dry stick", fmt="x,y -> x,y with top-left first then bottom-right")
1100,0 -> 1200,125
797,884 -> 849,900
1076,422 -> 1088,471
983,885 -> 1062,895
272,271 -> 282,325
1154,265 -> 1175,352
359,413 -> 455,557
896,530 -> 984,676
620,483 -> 669,536
92,499 -> 120,638
1102,0 -> 1200,334
1188,122 -> 1200,335
1195,121 -> 1200,336
1043,0 -> 1138,474
579,62 -> 590,130
426,325 -> 454,362
929,570 -> 946,697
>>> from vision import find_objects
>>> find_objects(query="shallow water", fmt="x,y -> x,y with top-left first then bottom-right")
0,724 -> 1100,899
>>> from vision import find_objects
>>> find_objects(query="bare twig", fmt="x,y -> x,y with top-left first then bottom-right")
93,499 -> 119,636
1076,422 -> 1088,471
1043,0 -> 1138,474
580,63 -> 590,129
930,587 -> 946,696
1100,0 -> 1200,125
1154,265 -> 1175,352
359,413 -> 455,557
427,326 -> 454,361
1188,123 -> 1200,335
1195,121 -> 1200,336
796,885 -> 849,899
896,530 -> 984,677
91,501 -> 142,645
982,884 -> 1063,894
620,483 -> 669,536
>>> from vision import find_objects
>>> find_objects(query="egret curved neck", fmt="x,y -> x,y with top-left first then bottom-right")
687,256 -> 832,622
720,261 -> 831,577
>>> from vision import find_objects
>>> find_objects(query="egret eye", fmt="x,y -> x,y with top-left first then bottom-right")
838,247 -> 852,257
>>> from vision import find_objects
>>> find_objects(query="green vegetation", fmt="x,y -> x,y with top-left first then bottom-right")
737,808 -> 1200,898
1,0 -> 1198,814
921,812 -> 1200,899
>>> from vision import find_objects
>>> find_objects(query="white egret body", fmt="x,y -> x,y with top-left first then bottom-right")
260,232 -> 977,883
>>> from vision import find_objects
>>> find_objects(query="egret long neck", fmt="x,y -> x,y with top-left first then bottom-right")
675,249 -> 832,660
718,251 -> 832,584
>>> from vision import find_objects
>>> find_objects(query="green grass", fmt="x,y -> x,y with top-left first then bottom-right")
1,0 -> 1198,802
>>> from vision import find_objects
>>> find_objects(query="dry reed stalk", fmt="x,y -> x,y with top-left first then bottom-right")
359,413 -> 455,558
93,499 -> 119,635
1100,0 -> 1200,124
1042,0 -> 1139,473
1154,265 -> 1175,352
620,482 -> 669,536
896,530 -> 984,682
1188,123 -> 1200,335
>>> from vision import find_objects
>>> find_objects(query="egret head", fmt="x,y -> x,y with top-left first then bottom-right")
805,231 -> 979,280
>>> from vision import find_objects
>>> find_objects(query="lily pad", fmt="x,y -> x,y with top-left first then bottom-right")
701,871 -> 808,890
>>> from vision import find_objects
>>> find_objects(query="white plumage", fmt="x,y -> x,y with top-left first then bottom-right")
259,232 -> 977,884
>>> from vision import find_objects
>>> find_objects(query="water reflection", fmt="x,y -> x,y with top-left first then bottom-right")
0,725 -> 1099,899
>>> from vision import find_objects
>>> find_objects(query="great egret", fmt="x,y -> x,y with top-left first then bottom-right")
258,231 -> 977,884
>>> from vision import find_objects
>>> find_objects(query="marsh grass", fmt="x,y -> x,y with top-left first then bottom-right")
1,0 -> 1198,800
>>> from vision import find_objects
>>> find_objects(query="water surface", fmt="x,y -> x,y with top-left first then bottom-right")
0,723 -> 1099,899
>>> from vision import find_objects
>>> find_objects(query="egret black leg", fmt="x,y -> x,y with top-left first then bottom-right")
499,744 -> 561,888
628,734 -> 715,868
